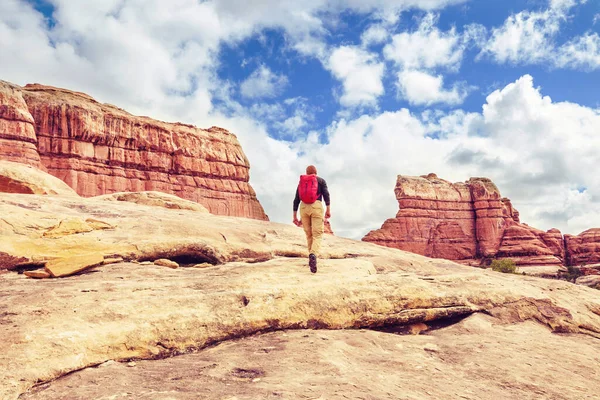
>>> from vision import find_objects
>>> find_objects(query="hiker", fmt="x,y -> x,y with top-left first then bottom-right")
293,165 -> 331,273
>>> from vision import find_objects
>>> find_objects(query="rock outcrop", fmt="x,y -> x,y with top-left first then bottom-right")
2,190 -> 600,399
363,174 -> 566,267
565,229 -> 600,267
0,80 -> 267,220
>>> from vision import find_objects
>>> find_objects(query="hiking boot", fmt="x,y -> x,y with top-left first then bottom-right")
309,253 -> 317,273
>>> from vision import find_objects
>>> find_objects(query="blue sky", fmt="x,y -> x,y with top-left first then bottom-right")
2,0 -> 600,238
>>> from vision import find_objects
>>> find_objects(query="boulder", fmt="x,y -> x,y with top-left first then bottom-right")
0,160 -> 78,196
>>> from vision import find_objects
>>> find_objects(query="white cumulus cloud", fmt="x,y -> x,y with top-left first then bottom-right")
397,70 -> 470,106
383,13 -> 465,71
327,45 -> 385,108
556,33 -> 600,70
478,0 -> 600,70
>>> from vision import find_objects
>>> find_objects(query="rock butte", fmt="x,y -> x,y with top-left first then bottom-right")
363,173 -> 600,270
0,80 -> 267,220
1,188 -> 600,399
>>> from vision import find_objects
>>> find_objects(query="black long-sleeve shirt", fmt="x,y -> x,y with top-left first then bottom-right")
293,176 -> 330,211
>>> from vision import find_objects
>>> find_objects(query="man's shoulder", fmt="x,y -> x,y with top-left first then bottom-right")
317,176 -> 327,185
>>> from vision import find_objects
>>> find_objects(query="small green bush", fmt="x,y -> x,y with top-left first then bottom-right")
490,258 -> 517,274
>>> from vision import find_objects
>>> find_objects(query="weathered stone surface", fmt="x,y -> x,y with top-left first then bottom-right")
364,174 -> 565,267
20,316 -> 600,400
23,270 -> 51,279
0,80 -> 267,220
496,225 -> 564,266
566,229 -> 600,267
1,192 -> 600,399
0,160 -> 77,196
362,174 -> 477,260
154,258 -> 179,269
576,275 -> 600,288
95,191 -> 209,212
44,253 -> 105,277
103,257 -> 124,265
0,81 -> 41,167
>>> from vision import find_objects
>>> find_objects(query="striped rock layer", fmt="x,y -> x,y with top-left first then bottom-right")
0,80 -> 267,220
362,173 -> 596,267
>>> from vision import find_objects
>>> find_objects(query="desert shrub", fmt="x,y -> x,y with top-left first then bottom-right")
560,265 -> 584,283
490,258 -> 517,274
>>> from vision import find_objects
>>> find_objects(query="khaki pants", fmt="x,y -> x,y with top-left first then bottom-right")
299,200 -> 324,256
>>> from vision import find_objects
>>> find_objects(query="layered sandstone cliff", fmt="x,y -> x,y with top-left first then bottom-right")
565,229 -> 600,267
363,173 -> 567,267
0,80 -> 267,220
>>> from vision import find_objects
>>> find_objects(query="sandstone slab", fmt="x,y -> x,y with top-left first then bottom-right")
23,270 -> 51,279
95,191 -> 209,212
44,253 -> 105,278
154,258 -> 179,269
21,316 -> 600,400
1,192 -> 600,399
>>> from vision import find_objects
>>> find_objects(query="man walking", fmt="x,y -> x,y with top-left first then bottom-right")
293,165 -> 331,273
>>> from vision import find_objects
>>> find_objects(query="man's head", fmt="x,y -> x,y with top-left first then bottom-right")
306,165 -> 317,175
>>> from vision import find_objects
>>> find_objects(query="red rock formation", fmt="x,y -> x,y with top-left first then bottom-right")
362,174 -> 477,260
0,80 -> 267,220
0,81 -> 41,167
363,173 -> 564,266
565,229 -> 600,267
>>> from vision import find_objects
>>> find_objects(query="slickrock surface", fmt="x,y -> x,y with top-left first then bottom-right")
363,174 -> 568,268
94,191 -> 209,212
0,80 -> 267,220
1,191 -> 600,399
22,317 -> 600,400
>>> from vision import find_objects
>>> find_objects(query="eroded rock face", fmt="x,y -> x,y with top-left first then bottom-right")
0,80 -> 267,220
565,229 -> 600,267
0,160 -> 78,196
363,174 -> 565,267
0,81 -> 41,167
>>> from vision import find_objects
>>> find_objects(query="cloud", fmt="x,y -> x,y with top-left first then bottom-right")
247,74 -> 600,239
361,24 -> 390,46
327,45 -> 385,108
240,65 -> 288,99
478,0 -> 600,70
397,69 -> 471,106
3,0 -> 600,241
555,33 -> 600,70
478,6 -> 565,64
383,13 -> 465,71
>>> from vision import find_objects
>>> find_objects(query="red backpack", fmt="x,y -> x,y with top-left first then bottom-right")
298,175 -> 319,204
